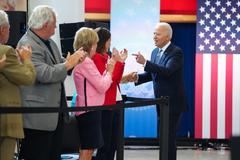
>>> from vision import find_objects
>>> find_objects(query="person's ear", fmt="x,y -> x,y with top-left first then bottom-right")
0,26 -> 4,33
43,22 -> 49,29
0,25 -> 7,35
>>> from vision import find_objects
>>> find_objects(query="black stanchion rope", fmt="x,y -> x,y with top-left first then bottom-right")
0,96 -> 169,114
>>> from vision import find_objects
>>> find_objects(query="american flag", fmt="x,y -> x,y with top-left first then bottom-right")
195,0 -> 240,139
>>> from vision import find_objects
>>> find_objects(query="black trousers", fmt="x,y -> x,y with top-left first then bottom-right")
19,114 -> 64,160
157,106 -> 182,160
95,108 -> 121,160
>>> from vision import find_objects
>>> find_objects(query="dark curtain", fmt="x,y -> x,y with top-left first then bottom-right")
170,23 -> 196,137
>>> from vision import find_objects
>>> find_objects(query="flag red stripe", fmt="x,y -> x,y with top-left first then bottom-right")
195,53 -> 203,138
225,54 -> 233,138
210,54 -> 218,138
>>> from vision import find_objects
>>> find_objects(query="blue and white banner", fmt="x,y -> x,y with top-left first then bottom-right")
111,0 -> 160,138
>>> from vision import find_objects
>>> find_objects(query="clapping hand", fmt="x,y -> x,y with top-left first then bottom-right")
119,48 -> 128,62
16,45 -> 32,62
112,47 -> 128,62
0,54 -> 6,69
106,58 -> 116,75
65,47 -> 87,70
111,47 -> 121,62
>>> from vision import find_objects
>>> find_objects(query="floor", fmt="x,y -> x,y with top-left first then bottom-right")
61,147 -> 230,160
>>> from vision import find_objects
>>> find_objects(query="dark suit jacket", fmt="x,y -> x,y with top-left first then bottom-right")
136,43 -> 187,114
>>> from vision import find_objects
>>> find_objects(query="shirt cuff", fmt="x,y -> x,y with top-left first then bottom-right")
143,60 -> 147,67
135,74 -> 139,83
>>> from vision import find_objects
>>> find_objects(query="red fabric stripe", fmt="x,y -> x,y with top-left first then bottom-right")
85,0 -> 111,13
85,0 -> 197,14
210,54 -> 218,138
225,54 -> 233,139
195,53 -> 203,138
161,0 -> 196,15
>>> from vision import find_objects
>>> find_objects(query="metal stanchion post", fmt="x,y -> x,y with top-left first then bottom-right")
116,105 -> 124,160
159,97 -> 169,160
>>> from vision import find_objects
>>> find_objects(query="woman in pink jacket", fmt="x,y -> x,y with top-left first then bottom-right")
73,27 -> 115,160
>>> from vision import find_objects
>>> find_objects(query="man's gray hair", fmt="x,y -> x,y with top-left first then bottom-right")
28,5 -> 56,29
0,10 -> 9,26
156,22 -> 173,39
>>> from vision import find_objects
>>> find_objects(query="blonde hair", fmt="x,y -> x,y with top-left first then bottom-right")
73,27 -> 99,53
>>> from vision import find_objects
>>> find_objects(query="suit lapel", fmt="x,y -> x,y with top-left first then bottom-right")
159,51 -> 167,64
151,48 -> 159,63
159,43 -> 174,64
28,30 -> 57,64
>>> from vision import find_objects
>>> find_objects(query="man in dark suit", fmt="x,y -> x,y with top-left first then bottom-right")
132,22 -> 187,160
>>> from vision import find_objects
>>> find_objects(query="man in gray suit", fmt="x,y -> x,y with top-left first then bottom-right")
18,5 -> 86,160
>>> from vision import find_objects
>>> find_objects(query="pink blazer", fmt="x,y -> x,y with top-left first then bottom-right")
73,57 -> 112,115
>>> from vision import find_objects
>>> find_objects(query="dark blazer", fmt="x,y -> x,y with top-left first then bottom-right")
136,43 -> 187,114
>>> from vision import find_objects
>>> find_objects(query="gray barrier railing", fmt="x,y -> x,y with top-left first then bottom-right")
0,96 -> 169,160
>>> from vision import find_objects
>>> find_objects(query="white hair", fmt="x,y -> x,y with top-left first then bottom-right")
28,5 -> 56,29
156,22 -> 173,39
7,0 -> 16,7
0,10 -> 9,26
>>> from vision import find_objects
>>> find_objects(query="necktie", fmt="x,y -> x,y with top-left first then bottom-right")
155,49 -> 163,64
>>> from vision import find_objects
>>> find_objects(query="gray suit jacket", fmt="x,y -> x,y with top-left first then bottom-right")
18,29 -> 68,131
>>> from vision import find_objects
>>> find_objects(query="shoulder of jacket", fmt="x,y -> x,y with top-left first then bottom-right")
77,57 -> 93,69
85,57 -> 93,63
0,45 -> 13,54
93,53 -> 105,59
153,47 -> 159,52
48,38 -> 58,46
